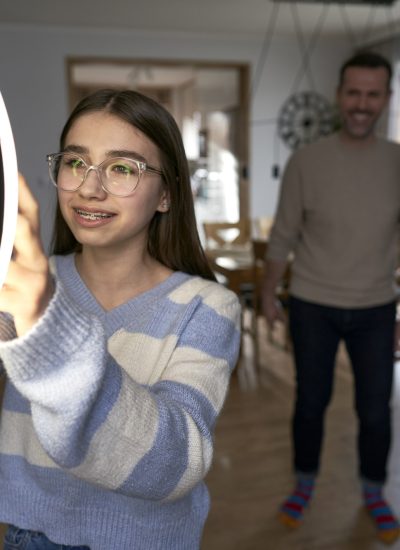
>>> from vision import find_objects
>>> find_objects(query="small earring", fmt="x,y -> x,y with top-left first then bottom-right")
162,201 -> 170,210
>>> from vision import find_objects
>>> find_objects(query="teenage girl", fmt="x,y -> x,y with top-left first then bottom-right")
0,89 -> 241,550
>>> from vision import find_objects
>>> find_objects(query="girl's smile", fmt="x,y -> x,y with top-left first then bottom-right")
73,206 -> 116,226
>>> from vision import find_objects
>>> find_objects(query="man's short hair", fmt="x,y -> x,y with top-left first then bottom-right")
339,51 -> 392,89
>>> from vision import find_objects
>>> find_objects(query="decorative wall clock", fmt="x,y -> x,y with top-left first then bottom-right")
277,90 -> 335,150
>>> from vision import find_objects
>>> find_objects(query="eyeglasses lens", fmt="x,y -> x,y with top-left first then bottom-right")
49,153 -> 141,196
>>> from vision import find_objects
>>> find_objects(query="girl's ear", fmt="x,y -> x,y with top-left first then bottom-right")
157,189 -> 170,213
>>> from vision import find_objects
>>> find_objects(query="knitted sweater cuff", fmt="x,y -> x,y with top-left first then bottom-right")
0,280 -> 98,381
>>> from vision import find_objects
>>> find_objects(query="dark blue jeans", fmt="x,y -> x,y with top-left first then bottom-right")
3,525 -> 90,550
289,296 -> 396,483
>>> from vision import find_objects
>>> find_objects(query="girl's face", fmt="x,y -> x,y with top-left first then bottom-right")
58,111 -> 169,255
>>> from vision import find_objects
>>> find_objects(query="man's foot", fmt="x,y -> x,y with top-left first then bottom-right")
363,483 -> 400,544
278,476 -> 315,529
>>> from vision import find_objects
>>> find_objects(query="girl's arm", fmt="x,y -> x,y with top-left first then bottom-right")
0,278 -> 240,501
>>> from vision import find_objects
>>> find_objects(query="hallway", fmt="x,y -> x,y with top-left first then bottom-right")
202,320 -> 400,549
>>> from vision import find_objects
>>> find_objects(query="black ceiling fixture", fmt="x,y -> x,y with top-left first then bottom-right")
272,0 -> 395,5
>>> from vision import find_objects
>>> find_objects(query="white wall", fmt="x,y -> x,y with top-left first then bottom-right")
0,23 -> 352,250
250,32 -> 352,221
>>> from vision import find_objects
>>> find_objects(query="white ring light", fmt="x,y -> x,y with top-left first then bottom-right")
0,92 -> 18,290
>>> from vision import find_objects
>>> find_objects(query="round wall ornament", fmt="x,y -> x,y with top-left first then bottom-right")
277,90 -> 336,150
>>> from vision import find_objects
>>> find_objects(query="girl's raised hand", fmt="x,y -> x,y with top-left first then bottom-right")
0,174 -> 54,337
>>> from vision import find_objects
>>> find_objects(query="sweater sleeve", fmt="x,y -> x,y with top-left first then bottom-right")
0,312 -> 16,377
0,279 -> 241,501
267,151 -> 304,261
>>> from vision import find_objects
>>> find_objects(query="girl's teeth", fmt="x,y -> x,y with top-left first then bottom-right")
76,209 -> 112,220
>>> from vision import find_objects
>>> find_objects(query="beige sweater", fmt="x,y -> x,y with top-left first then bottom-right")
267,133 -> 400,308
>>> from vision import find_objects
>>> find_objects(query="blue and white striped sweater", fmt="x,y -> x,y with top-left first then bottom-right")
0,253 -> 241,549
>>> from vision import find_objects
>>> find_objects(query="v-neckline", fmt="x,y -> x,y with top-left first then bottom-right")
54,254 -> 186,324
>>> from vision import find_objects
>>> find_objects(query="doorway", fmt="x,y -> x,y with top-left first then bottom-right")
66,58 -> 250,242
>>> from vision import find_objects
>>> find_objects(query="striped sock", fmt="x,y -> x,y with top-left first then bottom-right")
363,483 -> 400,544
278,476 -> 315,528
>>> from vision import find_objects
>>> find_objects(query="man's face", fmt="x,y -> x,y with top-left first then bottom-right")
336,66 -> 390,141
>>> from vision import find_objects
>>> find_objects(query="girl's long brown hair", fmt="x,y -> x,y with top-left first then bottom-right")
51,89 -> 216,281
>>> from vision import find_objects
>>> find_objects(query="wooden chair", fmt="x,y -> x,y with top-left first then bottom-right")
252,216 -> 274,240
202,220 -> 252,261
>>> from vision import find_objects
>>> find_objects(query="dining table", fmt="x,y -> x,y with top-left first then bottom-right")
205,240 -> 266,295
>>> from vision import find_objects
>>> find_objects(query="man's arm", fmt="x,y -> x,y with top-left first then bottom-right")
394,301 -> 400,357
261,150 -> 303,330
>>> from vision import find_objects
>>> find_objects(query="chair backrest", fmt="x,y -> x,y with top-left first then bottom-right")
253,217 -> 274,240
203,220 -> 251,249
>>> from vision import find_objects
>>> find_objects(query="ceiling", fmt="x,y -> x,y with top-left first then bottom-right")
1,0 -> 400,42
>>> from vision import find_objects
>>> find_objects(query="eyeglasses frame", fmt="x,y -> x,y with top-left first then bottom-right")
46,152 -> 164,197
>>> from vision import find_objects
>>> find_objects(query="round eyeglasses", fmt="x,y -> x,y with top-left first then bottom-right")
47,152 -> 164,197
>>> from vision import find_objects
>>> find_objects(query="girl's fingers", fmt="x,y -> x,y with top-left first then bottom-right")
13,212 -> 46,268
13,175 -> 46,268
17,174 -> 40,226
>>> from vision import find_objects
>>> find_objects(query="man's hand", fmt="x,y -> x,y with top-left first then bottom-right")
262,291 -> 286,331
394,319 -> 400,359
0,174 -> 54,337
261,258 -> 288,331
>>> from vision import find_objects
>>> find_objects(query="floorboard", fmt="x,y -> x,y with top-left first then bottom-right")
202,316 -> 400,549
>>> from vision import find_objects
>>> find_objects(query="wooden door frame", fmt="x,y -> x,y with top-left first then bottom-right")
66,57 -> 250,221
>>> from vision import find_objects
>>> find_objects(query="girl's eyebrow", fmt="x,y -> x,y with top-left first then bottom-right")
63,145 -> 88,154
106,149 -> 148,163
63,145 -> 148,164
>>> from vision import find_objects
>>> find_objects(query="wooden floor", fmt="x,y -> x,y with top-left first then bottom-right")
202,316 -> 400,550
2,316 -> 400,548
